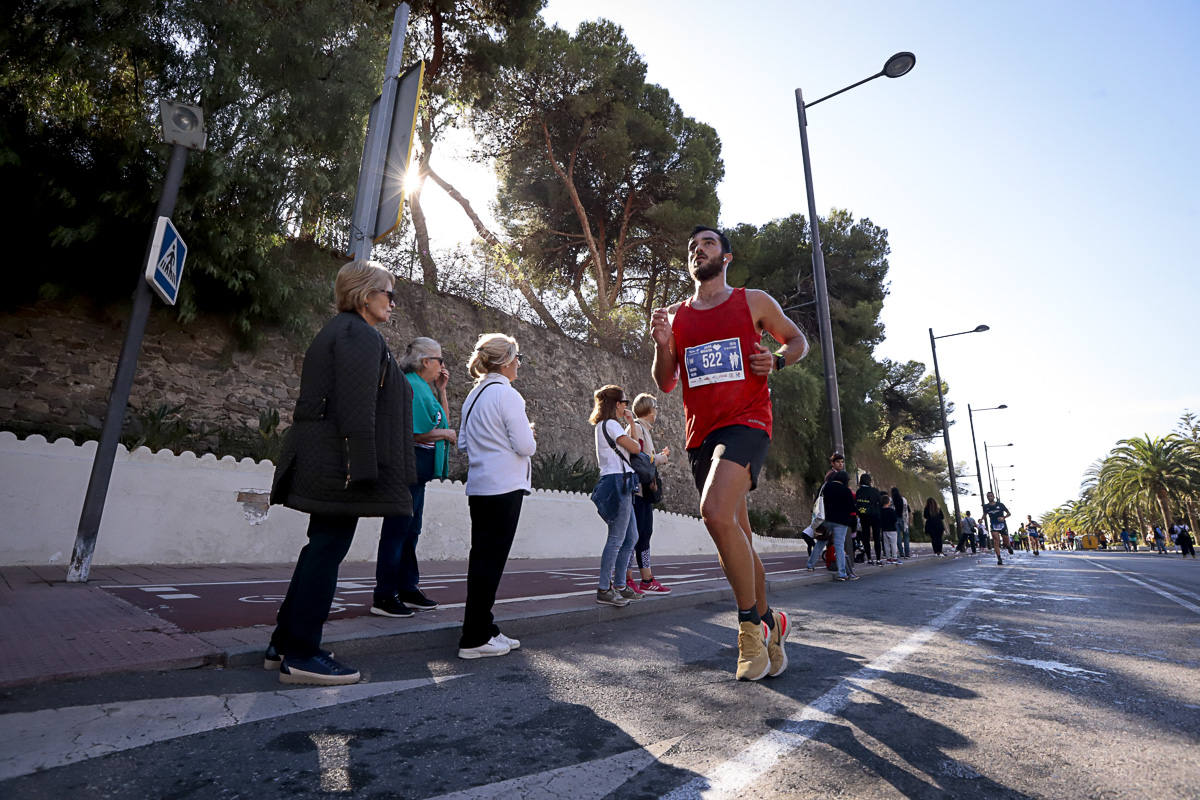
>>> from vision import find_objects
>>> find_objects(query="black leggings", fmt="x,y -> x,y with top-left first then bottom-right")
632,494 -> 654,570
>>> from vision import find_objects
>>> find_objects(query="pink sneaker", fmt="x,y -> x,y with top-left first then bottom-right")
639,578 -> 671,594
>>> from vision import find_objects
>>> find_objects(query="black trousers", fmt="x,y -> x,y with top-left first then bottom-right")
460,491 -> 524,649
930,528 -> 945,554
861,515 -> 882,560
957,531 -> 977,553
271,514 -> 358,658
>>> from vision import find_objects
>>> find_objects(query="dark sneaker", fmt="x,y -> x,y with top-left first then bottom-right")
596,588 -> 629,607
279,653 -> 360,685
398,589 -> 439,611
371,596 -> 415,618
263,644 -> 333,671
997,557 -> 1004,565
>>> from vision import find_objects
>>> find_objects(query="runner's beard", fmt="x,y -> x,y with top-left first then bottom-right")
690,254 -> 724,281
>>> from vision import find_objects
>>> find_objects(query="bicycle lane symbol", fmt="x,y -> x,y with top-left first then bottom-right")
238,580 -> 370,616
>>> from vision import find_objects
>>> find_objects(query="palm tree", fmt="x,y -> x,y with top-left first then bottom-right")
1100,435 -> 1194,534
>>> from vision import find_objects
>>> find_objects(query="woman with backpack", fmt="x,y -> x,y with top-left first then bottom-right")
590,385 -> 645,607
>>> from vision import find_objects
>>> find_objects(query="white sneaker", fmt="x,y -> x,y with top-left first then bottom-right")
457,636 -> 511,659
494,632 -> 521,650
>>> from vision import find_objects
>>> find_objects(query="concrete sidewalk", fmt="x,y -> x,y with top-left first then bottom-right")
0,545 -> 953,689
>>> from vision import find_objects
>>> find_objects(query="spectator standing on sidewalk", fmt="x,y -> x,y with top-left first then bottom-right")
1177,524 -> 1196,558
626,393 -> 672,594
455,333 -> 536,659
651,224 -> 809,681
591,385 -> 645,608
891,487 -> 911,559
923,497 -> 946,556
372,337 -> 455,619
855,473 -> 884,565
957,510 -> 979,554
809,470 -> 857,580
1153,525 -> 1168,554
880,495 -> 901,564
266,260 -> 415,685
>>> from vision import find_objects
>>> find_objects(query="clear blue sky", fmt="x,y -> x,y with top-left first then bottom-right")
421,0 -> 1200,518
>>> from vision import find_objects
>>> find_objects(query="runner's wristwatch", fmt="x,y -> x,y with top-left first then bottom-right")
774,352 -> 786,371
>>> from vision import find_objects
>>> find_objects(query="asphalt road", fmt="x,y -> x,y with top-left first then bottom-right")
2,550 -> 1197,799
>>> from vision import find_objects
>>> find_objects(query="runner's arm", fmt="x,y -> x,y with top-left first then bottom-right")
651,304 -> 680,392
747,290 -> 809,375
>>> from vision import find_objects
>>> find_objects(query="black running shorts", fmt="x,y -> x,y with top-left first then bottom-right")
686,425 -> 770,494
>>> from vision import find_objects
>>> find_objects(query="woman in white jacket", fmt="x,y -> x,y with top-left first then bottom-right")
455,333 -> 536,659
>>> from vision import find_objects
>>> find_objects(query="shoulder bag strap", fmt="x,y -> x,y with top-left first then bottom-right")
461,381 -> 499,439
599,420 -> 632,472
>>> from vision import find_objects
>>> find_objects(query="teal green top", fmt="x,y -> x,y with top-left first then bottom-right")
406,371 -> 448,479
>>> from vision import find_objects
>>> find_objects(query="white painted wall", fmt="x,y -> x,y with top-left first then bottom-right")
0,433 -> 797,566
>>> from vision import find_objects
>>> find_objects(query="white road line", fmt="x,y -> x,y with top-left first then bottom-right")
1088,560 -> 1200,616
661,576 -> 999,800
0,676 -> 462,781
1134,574 -> 1200,604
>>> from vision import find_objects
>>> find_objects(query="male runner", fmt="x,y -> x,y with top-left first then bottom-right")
651,225 -> 809,681
982,491 -> 1013,565
1025,515 -> 1043,556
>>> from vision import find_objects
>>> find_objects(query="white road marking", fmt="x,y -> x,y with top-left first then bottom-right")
422,736 -> 685,799
662,575 -> 999,799
158,593 -> 199,599
0,676 -> 462,781
310,732 -> 354,793
1089,560 -> 1200,616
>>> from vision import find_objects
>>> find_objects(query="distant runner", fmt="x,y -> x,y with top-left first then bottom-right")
982,491 -> 1013,565
652,225 -> 809,681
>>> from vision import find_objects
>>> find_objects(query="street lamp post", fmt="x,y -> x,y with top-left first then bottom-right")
968,403 -> 1007,518
795,51 -> 915,456
984,442 -> 1013,499
928,324 -> 990,536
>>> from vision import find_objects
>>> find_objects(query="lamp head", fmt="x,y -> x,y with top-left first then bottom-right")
973,324 -> 990,332
997,404 -> 1008,409
883,51 -> 916,78
159,100 -> 206,151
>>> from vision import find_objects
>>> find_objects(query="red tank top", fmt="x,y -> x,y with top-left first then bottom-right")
671,287 -> 772,448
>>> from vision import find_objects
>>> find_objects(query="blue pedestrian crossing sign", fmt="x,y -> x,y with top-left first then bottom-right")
144,216 -> 187,305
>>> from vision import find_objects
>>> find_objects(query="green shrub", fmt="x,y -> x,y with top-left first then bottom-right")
748,506 -> 789,535
532,452 -> 599,493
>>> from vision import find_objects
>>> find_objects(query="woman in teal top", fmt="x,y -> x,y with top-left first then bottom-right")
372,337 -> 456,617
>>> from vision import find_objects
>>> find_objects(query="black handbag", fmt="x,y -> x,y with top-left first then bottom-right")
599,422 -> 660,502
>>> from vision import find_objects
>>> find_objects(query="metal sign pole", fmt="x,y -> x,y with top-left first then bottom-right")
351,3 -> 411,261
67,144 -> 190,582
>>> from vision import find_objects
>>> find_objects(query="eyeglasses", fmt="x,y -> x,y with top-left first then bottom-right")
424,356 -> 444,364
515,353 -> 524,364
375,289 -> 396,303
617,398 -> 629,404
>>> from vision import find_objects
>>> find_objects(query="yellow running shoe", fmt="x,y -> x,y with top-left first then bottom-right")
735,620 -> 770,681
766,610 -> 790,677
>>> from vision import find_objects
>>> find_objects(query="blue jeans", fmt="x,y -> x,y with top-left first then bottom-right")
899,519 -> 911,557
375,448 -> 434,603
806,537 -> 827,569
598,479 -> 638,590
808,523 -> 849,577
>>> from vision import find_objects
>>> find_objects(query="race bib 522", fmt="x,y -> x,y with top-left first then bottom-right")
684,337 -> 744,388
